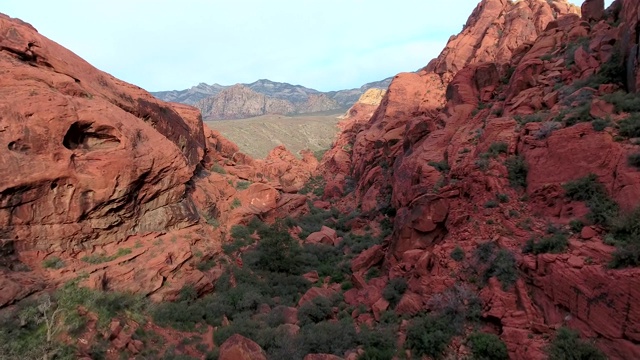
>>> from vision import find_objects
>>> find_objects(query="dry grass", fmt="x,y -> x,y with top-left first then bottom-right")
205,112 -> 342,158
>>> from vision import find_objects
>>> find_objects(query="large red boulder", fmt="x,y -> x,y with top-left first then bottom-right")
218,334 -> 267,360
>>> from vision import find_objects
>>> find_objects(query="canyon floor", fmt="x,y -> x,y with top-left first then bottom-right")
205,111 -> 344,158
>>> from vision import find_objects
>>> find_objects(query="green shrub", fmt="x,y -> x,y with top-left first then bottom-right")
450,246 -> 465,262
591,118 -> 610,131
546,327 -> 606,360
297,320 -> 359,356
487,141 -> 508,157
405,313 -> 458,359
299,176 -> 326,197
496,193 -> 509,203
313,149 -> 328,162
565,36 -> 590,66
235,181 -> 251,190
569,219 -> 585,233
42,256 -> 65,269
603,91 -> 640,113
81,248 -> 132,264
484,200 -> 498,208
609,207 -> 640,268
211,163 -> 226,174
628,152 -> 640,169
428,159 -> 450,173
467,332 -> 509,360
505,155 -> 528,189
514,113 -> 546,125
523,232 -> 569,255
382,278 -> 408,307
619,113 -> 640,138
230,198 -> 241,209
563,174 -> 619,226
474,242 -> 496,263
297,296 -> 335,326
484,249 -> 518,290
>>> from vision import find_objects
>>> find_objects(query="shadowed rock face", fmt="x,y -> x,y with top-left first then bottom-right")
318,0 -> 640,358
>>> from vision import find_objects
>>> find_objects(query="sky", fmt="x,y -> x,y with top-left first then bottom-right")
2,1 -> 615,92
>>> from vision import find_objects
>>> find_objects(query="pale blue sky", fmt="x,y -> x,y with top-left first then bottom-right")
2,1 -> 613,92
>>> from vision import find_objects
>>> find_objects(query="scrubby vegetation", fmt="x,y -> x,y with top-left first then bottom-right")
467,332 -> 509,360
299,175 -> 325,197
81,248 -> 132,264
563,174 -> 640,268
473,242 -> 518,289
505,155 -> 528,189
546,327 -> 606,360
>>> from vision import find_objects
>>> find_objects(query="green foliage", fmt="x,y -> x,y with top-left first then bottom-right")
211,163 -> 226,174
523,232 -> 569,255
485,249 -> 518,290
42,256 -> 65,269
428,159 -> 450,173
450,246 -> 465,262
467,332 -> 509,360
570,219 -> 585,233
546,327 -> 606,360
609,207 -> 640,268
514,113 -> 545,125
474,243 -> 518,289
299,175 -> 325,197
618,113 -> 640,138
603,91 -> 640,113
81,248 -> 132,264
496,193 -> 509,203
505,155 -> 528,189
591,118 -> 610,131
484,200 -> 498,208
628,152 -> 640,169
235,180 -> 251,190
564,36 -> 590,66
382,278 -> 408,307
405,313 -> 458,359
563,174 -> 619,226
297,296 -> 335,325
487,141 -> 508,157
230,197 -> 241,209
313,148 -> 328,162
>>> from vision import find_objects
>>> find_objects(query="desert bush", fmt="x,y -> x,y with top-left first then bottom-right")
405,313 -> 458,359
211,163 -> 226,174
428,159 -> 450,173
81,248 -> 132,264
42,256 -> 65,269
535,121 -> 561,139
296,320 -> 359,356
484,200 -> 498,208
235,180 -> 251,190
487,141 -> 508,157
484,249 -> 518,289
628,152 -> 640,169
297,296 -> 335,326
546,327 -> 606,360
591,118 -> 610,131
450,246 -> 465,262
618,113 -> 640,138
564,36 -> 590,66
505,155 -> 528,189
563,174 -> 619,226
514,112 -> 546,125
609,207 -> 640,268
299,175 -> 325,197
496,193 -> 509,203
523,232 -> 569,255
382,278 -> 408,307
603,91 -> 640,113
467,332 -> 509,360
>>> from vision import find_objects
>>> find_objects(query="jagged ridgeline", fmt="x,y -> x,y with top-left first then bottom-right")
1,0 -> 640,359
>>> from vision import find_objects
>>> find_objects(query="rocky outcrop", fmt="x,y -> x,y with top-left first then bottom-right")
0,12 -> 316,307
196,84 -> 295,120
319,0 -> 640,358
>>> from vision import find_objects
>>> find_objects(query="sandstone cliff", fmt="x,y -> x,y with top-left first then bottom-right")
319,0 -> 640,358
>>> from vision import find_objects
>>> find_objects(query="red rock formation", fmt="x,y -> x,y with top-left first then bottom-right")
218,334 -> 267,360
318,0 -> 640,358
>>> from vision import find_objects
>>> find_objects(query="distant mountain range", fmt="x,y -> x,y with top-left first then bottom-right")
151,78 -> 393,120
